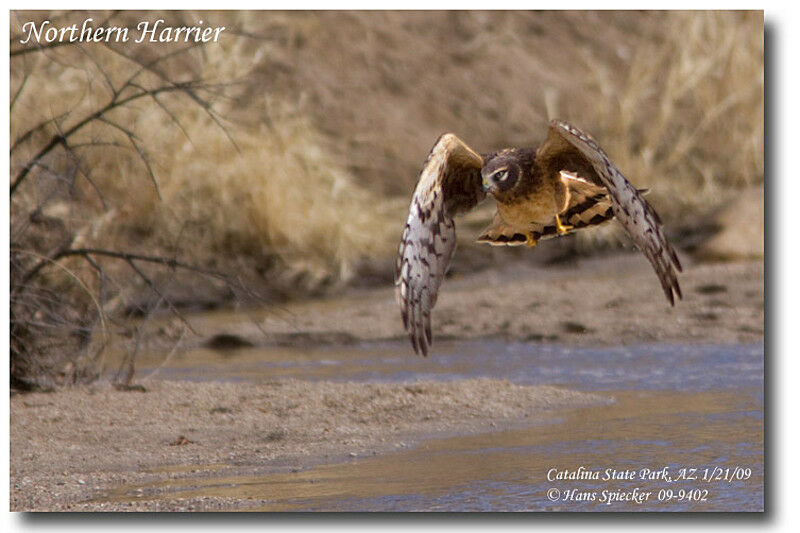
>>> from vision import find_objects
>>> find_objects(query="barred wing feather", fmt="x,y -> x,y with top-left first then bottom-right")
394,134 -> 485,356
550,120 -> 683,305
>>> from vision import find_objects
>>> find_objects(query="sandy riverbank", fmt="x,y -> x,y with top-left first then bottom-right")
181,254 -> 764,352
10,255 -> 763,511
11,379 -> 604,511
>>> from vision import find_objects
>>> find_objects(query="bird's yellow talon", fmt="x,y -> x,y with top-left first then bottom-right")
526,234 -> 538,247
555,214 -> 573,235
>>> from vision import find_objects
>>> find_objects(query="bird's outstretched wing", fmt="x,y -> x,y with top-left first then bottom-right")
543,119 -> 683,305
395,133 -> 485,356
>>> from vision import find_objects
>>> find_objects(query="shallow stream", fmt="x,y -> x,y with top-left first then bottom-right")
100,341 -> 764,511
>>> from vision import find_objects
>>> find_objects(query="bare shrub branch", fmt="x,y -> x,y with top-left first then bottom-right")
9,12 -> 248,390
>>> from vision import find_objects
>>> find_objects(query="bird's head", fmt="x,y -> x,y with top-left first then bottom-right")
481,156 -> 520,195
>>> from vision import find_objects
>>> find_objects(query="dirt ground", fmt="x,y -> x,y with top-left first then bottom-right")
190,253 -> 764,351
9,11 -> 763,513
10,255 -> 763,512
11,379 -> 604,511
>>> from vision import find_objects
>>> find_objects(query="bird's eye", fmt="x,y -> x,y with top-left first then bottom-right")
495,170 -> 509,182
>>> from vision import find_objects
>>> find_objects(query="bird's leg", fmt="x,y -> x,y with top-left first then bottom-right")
525,233 -> 538,247
555,214 -> 573,235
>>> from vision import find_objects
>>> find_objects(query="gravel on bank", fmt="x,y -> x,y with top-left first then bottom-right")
11,378 -> 605,511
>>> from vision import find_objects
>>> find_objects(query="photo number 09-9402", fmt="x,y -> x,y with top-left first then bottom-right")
9,10 -> 764,513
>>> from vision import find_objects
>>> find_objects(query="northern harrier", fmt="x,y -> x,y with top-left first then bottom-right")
395,119 -> 682,356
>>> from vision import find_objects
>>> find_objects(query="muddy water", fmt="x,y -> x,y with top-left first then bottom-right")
104,341 -> 763,511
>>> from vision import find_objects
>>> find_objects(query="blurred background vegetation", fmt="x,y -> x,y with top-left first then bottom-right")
9,10 -> 763,388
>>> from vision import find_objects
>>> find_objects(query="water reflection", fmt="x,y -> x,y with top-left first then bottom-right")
127,341 -> 763,392
100,341 -> 763,511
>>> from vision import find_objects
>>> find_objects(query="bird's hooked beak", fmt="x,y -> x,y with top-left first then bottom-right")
482,166 -> 507,192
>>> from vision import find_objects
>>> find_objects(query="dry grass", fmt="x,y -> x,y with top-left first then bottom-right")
8,10 -> 763,387
579,11 -> 763,216
10,11 -> 398,302
11,11 -> 763,289
126,106 -> 397,287
125,10 -> 758,258
10,10 -> 762,309
241,11 -> 762,223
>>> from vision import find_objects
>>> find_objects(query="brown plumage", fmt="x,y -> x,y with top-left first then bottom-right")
395,119 -> 682,356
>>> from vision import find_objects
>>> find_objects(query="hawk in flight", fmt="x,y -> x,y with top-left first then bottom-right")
395,119 -> 682,356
